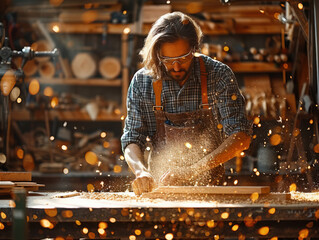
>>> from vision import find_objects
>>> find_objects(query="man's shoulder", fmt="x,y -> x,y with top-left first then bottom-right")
133,68 -> 153,82
198,54 -> 229,70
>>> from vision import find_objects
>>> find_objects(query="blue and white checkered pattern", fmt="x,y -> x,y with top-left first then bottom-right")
121,54 -> 252,151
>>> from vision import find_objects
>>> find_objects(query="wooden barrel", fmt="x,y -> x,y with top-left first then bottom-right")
98,57 -> 121,79
71,53 -> 97,79
39,61 -> 55,79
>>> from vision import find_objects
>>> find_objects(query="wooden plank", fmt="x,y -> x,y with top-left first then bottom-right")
0,172 -> 32,181
228,62 -> 291,73
14,182 -> 45,187
151,186 -> 270,195
53,192 -> 81,198
0,181 -> 15,188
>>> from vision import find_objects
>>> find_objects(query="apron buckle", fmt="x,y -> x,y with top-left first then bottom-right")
153,105 -> 163,111
199,104 -> 210,109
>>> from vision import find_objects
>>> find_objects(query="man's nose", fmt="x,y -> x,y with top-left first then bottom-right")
172,61 -> 181,71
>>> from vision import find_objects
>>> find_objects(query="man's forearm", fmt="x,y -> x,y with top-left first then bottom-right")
124,143 -> 148,177
191,131 -> 251,175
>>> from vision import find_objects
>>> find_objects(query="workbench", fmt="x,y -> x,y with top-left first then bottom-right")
0,191 -> 319,239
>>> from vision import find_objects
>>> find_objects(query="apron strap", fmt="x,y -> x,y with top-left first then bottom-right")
152,79 -> 163,111
199,56 -> 209,109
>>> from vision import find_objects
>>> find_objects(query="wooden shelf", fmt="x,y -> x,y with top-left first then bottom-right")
12,109 -> 123,122
227,62 -> 292,73
48,22 -> 133,34
26,78 -> 122,87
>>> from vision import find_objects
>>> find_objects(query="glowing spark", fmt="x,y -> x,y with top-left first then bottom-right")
259,9 -> 265,14
234,180 -> 238,185
50,97 -> 59,108
135,229 -> 142,235
207,220 -> 215,228
221,212 -> 229,219
63,168 -> 69,174
268,208 -> 276,214
82,228 -> 89,234
109,217 -> 116,223
223,46 -> 229,52
100,132 -> 107,138
113,165 -> 122,173
185,142 -> 192,149
258,226 -> 269,236
298,3 -> 303,9
123,27 -> 131,34
231,94 -> 237,100
40,219 -> 52,228
165,233 -> 174,240
250,192 -> 259,202
232,224 -> 239,231
16,148 -> 24,159
299,229 -> 309,238
1,212 -> 7,219
62,210 -> 73,218
85,151 -> 98,165
289,183 -> 297,192
61,145 -> 68,151
87,184 -> 94,192
52,25 -> 60,33
253,117 -> 260,125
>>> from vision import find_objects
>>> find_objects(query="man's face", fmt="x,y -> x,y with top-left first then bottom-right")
159,39 -> 194,85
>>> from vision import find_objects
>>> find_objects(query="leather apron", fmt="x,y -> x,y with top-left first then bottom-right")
149,57 -> 225,186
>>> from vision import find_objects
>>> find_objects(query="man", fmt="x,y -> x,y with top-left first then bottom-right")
121,12 -> 252,195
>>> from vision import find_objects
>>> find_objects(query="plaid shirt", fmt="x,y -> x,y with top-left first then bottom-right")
121,54 -> 252,151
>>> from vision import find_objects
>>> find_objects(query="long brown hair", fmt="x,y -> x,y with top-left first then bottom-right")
140,12 -> 203,80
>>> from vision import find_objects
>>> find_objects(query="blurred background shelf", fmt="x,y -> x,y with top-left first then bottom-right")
12,109 -> 123,122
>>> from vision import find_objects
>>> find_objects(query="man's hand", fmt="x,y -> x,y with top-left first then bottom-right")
132,172 -> 156,196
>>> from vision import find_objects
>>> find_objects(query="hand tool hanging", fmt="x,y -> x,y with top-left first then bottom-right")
0,22 -> 58,170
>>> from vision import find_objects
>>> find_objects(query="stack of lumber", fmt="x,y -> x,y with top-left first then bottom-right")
0,172 -> 44,195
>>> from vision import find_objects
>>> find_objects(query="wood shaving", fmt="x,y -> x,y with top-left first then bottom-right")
290,191 -> 319,202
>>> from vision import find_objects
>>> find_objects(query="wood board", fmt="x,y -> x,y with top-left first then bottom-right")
0,181 -> 45,195
0,172 -> 32,181
150,186 -> 270,195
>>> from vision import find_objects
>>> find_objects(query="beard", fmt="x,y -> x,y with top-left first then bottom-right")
162,61 -> 193,85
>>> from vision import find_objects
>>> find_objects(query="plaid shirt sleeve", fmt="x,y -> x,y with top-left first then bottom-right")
212,60 -> 253,137
121,70 -> 152,152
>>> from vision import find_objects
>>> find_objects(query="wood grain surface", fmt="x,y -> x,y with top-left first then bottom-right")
151,186 -> 271,195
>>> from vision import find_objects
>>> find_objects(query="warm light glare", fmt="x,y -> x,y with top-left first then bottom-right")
298,3 -> 304,10
123,27 -> 131,34
29,79 -> 40,95
52,25 -> 60,33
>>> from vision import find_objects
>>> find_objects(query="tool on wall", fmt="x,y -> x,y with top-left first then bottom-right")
0,22 -> 58,170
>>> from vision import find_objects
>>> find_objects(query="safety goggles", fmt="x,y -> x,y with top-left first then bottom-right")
158,49 -> 194,65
